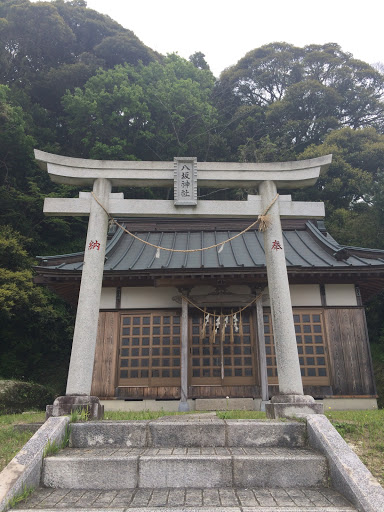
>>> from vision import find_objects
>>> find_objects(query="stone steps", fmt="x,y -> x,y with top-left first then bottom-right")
14,415 -> 358,511
15,486 -> 356,511
68,419 -> 306,449
41,446 -> 328,489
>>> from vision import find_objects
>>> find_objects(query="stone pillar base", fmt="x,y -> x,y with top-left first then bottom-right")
178,400 -> 190,412
260,400 -> 270,412
266,394 -> 324,419
46,395 -> 104,420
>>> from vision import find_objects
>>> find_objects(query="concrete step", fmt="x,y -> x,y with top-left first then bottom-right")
15,486 -> 357,511
69,419 -> 306,448
42,446 -> 327,489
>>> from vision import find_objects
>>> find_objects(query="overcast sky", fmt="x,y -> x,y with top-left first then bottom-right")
79,0 -> 384,77
28,0 -> 384,77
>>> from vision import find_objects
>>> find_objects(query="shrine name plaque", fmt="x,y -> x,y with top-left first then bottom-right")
174,157 -> 197,206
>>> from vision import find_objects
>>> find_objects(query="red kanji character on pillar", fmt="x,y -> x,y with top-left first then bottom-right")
88,240 -> 101,251
272,240 -> 282,251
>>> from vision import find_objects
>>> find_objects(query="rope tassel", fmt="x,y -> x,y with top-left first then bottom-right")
201,309 -> 209,338
155,247 -> 161,259
233,313 -> 239,333
230,310 -> 234,343
258,214 -> 271,232
215,315 -> 221,334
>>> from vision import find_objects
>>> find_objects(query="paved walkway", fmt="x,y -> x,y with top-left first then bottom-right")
16,487 -> 355,510
56,446 -> 317,456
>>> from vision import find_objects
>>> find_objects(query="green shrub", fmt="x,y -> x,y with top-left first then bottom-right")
373,360 -> 384,409
0,380 -> 55,414
371,345 -> 384,409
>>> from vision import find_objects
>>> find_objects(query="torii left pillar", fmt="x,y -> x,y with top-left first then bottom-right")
48,178 -> 111,419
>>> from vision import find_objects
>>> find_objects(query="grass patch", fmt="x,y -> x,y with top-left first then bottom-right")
0,411 -> 46,426
103,410 -> 268,421
7,485 -> 35,509
103,410 -> 269,421
0,427 -> 36,472
69,407 -> 90,423
42,424 -> 71,458
0,412 -> 45,472
103,410 -> 198,420
217,410 -> 267,419
325,409 -> 384,484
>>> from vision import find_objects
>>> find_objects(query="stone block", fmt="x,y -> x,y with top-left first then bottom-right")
100,399 -> 195,412
149,421 -> 225,447
307,414 -> 384,512
70,421 -> 148,448
139,456 -> 232,488
47,395 -> 104,420
195,398 -> 255,411
322,397 -> 378,411
0,417 -> 69,512
225,420 -> 306,447
233,453 -> 327,488
266,394 -> 324,419
42,455 -> 138,489
266,402 -> 324,418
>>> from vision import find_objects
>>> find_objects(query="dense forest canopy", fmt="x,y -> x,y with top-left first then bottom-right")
1,0 -> 384,393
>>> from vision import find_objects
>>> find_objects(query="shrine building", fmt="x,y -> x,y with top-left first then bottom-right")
34,151 -> 384,411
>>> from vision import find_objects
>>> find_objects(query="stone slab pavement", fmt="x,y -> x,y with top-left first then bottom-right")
15,487 -> 356,510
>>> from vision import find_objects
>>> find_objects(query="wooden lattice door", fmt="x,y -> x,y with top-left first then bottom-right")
118,311 -> 181,387
189,310 -> 257,386
264,309 -> 330,386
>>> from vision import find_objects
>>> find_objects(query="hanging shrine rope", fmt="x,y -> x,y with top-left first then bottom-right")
91,192 -> 279,256
89,192 -> 269,341
181,291 -> 263,317
181,291 -> 264,344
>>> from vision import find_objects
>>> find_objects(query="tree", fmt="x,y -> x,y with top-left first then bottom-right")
62,54 -> 221,161
0,84 -> 87,254
0,0 -> 76,87
0,84 -> 35,188
189,51 -> 210,71
94,33 -> 156,68
295,127 -> 384,248
217,42 -> 304,108
0,225 -> 74,391
214,42 -> 384,160
265,80 -> 341,151
0,0 -> 158,150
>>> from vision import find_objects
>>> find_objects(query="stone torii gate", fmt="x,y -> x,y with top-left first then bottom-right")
35,150 -> 331,419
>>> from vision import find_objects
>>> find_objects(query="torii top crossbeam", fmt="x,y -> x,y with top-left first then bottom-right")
35,150 -> 332,189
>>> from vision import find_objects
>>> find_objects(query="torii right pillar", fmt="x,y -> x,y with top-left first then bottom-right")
259,180 -> 324,418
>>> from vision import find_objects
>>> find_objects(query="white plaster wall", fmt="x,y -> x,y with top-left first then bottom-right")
100,287 -> 116,309
325,284 -> 357,306
261,285 -> 321,307
121,287 -> 179,309
290,285 -> 321,306
117,284 -> 327,309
